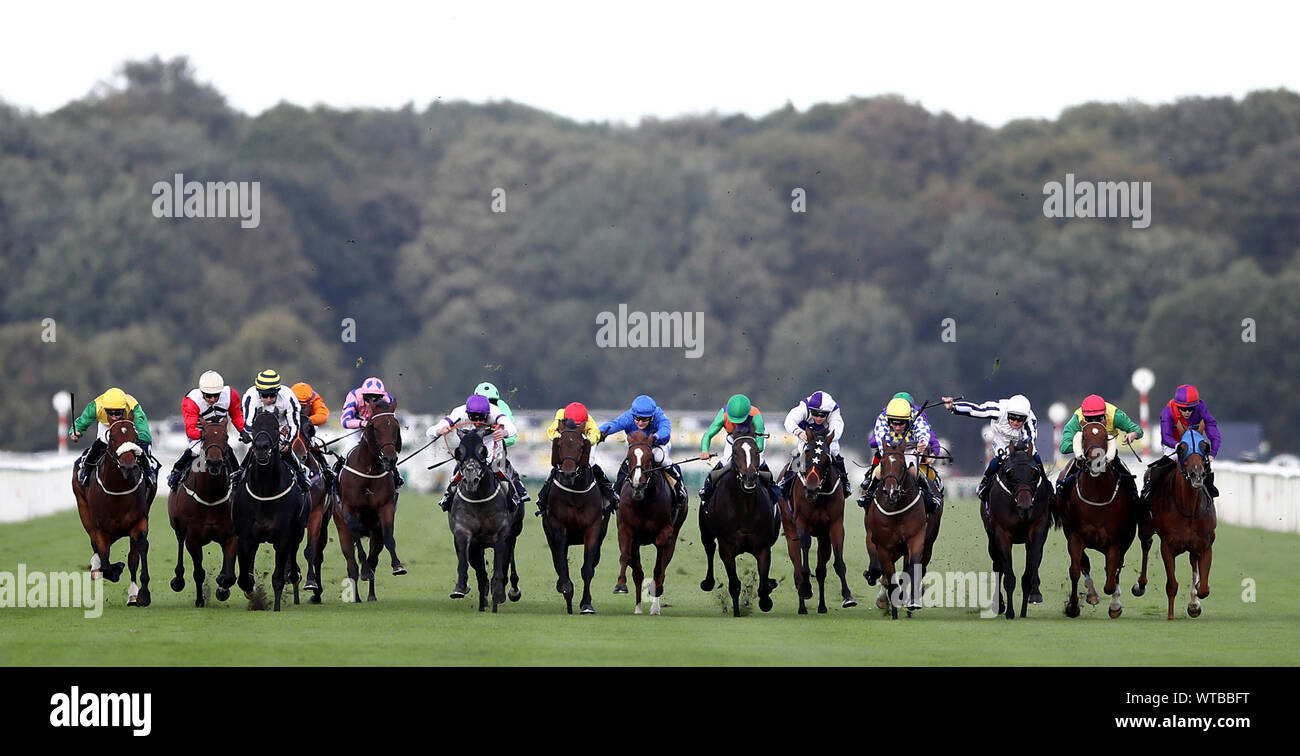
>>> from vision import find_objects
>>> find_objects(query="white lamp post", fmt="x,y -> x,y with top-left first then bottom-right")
52,391 -> 72,454
1131,368 -> 1155,454
1048,402 -> 1068,467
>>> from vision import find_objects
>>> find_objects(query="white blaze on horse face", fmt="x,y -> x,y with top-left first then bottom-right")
632,448 -> 644,487
742,444 -> 752,470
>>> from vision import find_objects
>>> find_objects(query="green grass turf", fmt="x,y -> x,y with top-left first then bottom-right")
1,485 -> 1297,666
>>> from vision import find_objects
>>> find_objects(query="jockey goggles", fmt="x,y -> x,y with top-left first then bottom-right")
1007,413 -> 1026,423
634,415 -> 653,422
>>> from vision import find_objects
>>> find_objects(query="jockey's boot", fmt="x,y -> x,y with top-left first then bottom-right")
834,455 -> 850,493
1055,459 -> 1078,498
612,459 -> 630,499
168,449 -> 195,490
438,475 -> 460,512
292,455 -> 311,495
1206,467 -> 1219,498
593,464 -> 620,514
535,476 -> 553,517
1114,459 -> 1139,503
919,476 -> 938,515
778,466 -> 796,501
667,464 -> 687,513
510,472 -> 528,508
856,471 -> 878,507
758,464 -> 782,509
78,440 -> 108,487
498,472 -> 520,512
698,463 -> 723,515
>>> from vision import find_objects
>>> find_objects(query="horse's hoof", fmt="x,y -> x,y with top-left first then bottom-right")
798,606 -> 808,615
195,597 -> 205,608
842,598 -> 858,608
613,584 -> 629,595
392,565 -> 407,576
766,578 -> 779,592
169,576 -> 184,592
799,586 -> 813,600
759,595 -> 773,613
215,587 -> 230,602
449,589 -> 467,599
1188,603 -> 1202,618
136,589 -> 151,607
1108,606 -> 1122,619
127,596 -> 138,607
863,571 -> 878,587
308,593 -> 321,604
1086,594 -> 1100,606
1029,592 -> 1043,605
634,605 -> 643,615
580,604 -> 595,615
699,578 -> 714,592
367,595 -> 377,602
907,602 -> 922,612
1065,603 -> 1080,618
876,598 -> 888,610
818,606 -> 827,614
906,609 -> 913,618
508,589 -> 521,602
304,578 -> 320,592
1131,584 -> 1145,597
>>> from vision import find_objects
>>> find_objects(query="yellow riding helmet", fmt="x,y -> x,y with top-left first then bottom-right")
101,388 -> 129,410
255,369 -> 282,391
885,397 -> 913,422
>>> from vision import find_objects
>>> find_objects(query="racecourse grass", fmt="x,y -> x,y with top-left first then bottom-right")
1,486 -> 1298,666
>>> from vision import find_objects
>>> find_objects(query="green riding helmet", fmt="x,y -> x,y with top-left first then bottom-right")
474,382 -> 501,402
725,394 -> 752,424
893,392 -> 914,406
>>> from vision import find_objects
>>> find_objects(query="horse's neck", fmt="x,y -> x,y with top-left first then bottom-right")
349,436 -> 381,471
249,453 -> 286,488
192,462 -> 231,495
99,454 -> 137,487
1077,457 -> 1117,496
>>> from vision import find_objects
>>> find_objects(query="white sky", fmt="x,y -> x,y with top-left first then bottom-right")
3,1 -> 1296,126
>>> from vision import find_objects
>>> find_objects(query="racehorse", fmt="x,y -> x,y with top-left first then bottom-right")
699,434 -> 780,617
540,423 -> 611,614
1131,429 -> 1217,620
166,420 -> 237,607
1053,421 -> 1142,619
445,425 -> 523,612
231,410 -> 309,611
295,411 -> 332,604
614,430 -> 686,615
779,424 -> 855,614
981,439 -> 1055,619
864,436 -> 942,619
72,419 -> 155,606
332,401 -> 406,603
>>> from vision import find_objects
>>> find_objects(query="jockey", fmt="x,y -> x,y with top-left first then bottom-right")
238,369 -> 310,494
292,381 -> 333,490
1055,394 -> 1142,503
167,371 -> 247,490
698,394 -> 782,514
1142,384 -> 1222,500
336,376 -> 401,491
474,381 -> 517,447
598,394 -> 686,513
942,394 -> 1042,506
428,394 -> 524,511
535,402 -> 620,516
70,387 -> 157,487
873,392 -> 944,499
778,390 -> 849,500
856,396 -> 938,513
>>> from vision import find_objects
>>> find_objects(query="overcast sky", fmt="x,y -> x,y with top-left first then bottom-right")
4,1 -> 1296,126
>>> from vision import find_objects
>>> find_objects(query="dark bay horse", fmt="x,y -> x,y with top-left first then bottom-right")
1132,429 -> 1217,620
333,403 -> 406,603
231,410 -> 308,611
864,437 -> 941,619
295,411 -> 332,604
1053,421 -> 1142,619
72,420 -> 155,606
699,434 -> 780,617
540,424 -> 611,614
446,426 -> 522,612
982,440 -> 1055,619
779,425 -> 855,614
167,420 -> 237,607
615,430 -> 686,615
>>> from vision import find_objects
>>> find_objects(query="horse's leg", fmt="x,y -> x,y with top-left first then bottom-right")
719,544 -> 743,618
614,522 -> 632,595
89,530 -> 122,584
236,536 -> 256,596
815,535 -> 830,614
651,527 -> 678,617
469,543 -> 488,612
304,498 -> 322,594
490,533 -> 510,612
880,548 -> 899,620
798,527 -> 814,609
1080,552 -> 1099,605
990,527 -> 1014,619
125,530 -> 143,607
1065,535 -> 1083,618
1161,538 -> 1178,621
780,510 -> 805,611
629,541 -> 646,615
170,524 -> 187,592
1105,545 -> 1124,619
1022,520 -> 1048,615
451,532 -> 472,601
186,535 -> 206,608
1188,552 -> 1204,618
544,520 -> 574,613
1197,544 -> 1212,600
580,522 -> 600,615
863,527 -> 882,586
334,511 -> 362,603
365,533 -> 382,599
216,535 -> 236,602
906,534 -> 927,614
1132,511 -> 1154,597
380,502 -> 405,576
757,546 -> 775,614
698,511 -> 718,592
271,541 -> 287,612
830,520 -> 855,608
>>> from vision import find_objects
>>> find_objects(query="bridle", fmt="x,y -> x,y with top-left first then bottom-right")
554,427 -> 594,492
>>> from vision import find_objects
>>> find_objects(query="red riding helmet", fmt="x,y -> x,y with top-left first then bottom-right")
1081,394 -> 1106,416
563,402 -> 589,425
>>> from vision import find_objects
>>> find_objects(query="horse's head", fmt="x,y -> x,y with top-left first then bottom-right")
365,400 -> 401,472
879,436 -> 909,503
249,410 -> 281,466
200,420 -> 230,475
1080,422 -> 1109,477
1004,442 -> 1042,518
625,430 -> 654,501
107,420 -> 143,474
802,426 -> 834,493
554,422 -> 590,485
455,425 -> 492,490
732,435 -> 761,492
1177,429 -> 1211,490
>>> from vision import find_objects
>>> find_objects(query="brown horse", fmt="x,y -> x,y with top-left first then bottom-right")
614,430 -> 686,615
333,402 -> 405,603
779,425 -> 855,614
540,424 -> 611,614
699,434 -> 781,617
1132,429 -> 1217,620
167,420 -> 238,607
72,420 -> 155,606
1054,421 -> 1142,619
293,413 -> 332,604
981,439 -> 1055,619
864,436 -> 941,619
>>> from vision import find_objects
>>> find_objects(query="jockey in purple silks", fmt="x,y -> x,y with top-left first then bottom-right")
1143,383 -> 1222,501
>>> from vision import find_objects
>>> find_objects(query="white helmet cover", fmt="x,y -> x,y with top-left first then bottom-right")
199,370 -> 225,394
1006,394 -> 1031,417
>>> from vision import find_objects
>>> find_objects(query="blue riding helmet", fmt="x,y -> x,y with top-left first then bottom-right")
630,395 -> 659,417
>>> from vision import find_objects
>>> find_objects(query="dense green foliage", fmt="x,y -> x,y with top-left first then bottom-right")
3,57 -> 1297,464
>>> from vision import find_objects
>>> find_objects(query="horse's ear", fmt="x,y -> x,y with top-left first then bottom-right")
1200,440 -> 1210,456
454,446 -> 463,461
1177,441 -> 1188,458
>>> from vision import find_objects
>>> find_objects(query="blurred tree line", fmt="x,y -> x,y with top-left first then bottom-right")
2,57 -> 1297,467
